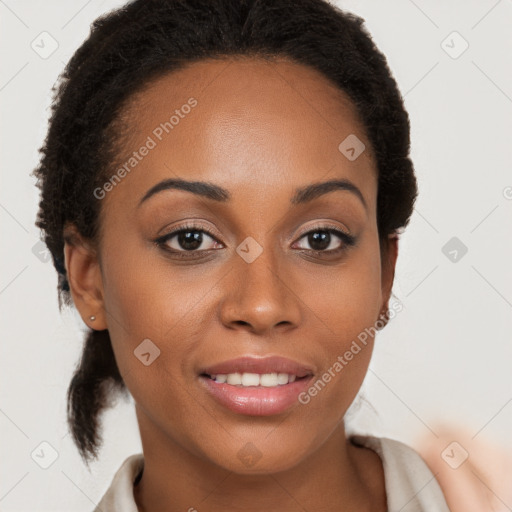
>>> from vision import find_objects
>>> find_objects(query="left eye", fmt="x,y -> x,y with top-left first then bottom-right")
294,229 -> 352,252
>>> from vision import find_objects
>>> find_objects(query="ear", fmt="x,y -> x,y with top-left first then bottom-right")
380,233 -> 399,320
63,223 -> 107,330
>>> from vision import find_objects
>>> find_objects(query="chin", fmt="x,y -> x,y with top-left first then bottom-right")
201,433 -> 314,475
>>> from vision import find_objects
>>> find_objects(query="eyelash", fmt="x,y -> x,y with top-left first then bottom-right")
154,222 -> 357,259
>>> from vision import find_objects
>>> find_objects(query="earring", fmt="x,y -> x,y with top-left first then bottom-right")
89,315 -> 96,321
376,308 -> 389,330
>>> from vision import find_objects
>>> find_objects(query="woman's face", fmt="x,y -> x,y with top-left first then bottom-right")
67,57 -> 397,473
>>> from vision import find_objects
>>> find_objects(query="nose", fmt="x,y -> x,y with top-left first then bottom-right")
219,241 -> 302,335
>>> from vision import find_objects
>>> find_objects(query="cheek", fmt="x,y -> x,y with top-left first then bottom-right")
300,238 -> 383,336
99,233 -> 216,393
295,241 -> 383,410
100,220 -> 211,334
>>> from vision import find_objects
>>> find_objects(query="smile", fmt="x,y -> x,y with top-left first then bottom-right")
204,372 -> 301,387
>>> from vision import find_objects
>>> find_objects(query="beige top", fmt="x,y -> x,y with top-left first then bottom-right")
93,434 -> 450,511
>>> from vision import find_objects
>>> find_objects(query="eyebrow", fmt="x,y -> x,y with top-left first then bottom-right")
138,178 -> 367,210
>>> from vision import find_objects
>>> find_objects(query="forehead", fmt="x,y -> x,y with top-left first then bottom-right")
103,57 -> 377,216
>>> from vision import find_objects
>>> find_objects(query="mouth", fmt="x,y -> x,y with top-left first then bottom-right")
197,355 -> 315,416
198,372 -> 314,416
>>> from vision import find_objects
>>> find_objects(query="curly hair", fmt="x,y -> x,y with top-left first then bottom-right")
32,0 -> 418,465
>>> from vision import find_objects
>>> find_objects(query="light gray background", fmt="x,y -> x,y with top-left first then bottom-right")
1,0 -> 511,510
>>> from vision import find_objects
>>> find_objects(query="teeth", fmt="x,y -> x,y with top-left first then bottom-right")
241,373 -> 260,386
211,372 -> 299,387
227,373 -> 242,385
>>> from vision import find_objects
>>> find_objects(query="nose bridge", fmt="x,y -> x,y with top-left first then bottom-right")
240,238 -> 284,295
220,235 -> 301,333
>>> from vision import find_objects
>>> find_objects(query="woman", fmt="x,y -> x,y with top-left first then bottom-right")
33,0 -> 451,510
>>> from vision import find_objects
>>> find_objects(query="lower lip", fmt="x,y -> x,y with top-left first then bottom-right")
198,375 -> 314,416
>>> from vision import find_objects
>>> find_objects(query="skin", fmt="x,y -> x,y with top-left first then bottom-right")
415,425 -> 512,512
64,57 -> 398,511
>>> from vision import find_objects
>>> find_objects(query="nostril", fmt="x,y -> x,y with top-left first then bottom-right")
233,320 -> 250,327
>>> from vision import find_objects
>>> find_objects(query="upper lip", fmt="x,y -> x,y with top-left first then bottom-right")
200,356 -> 315,378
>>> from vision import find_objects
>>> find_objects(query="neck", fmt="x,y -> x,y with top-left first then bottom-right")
133,405 -> 385,512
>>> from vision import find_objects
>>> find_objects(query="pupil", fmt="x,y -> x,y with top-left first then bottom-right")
178,231 -> 202,250
309,231 -> 330,251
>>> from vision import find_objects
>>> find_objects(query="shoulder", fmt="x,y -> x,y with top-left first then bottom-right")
349,434 -> 450,512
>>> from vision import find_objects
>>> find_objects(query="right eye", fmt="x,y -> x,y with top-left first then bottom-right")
154,224 -> 223,254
